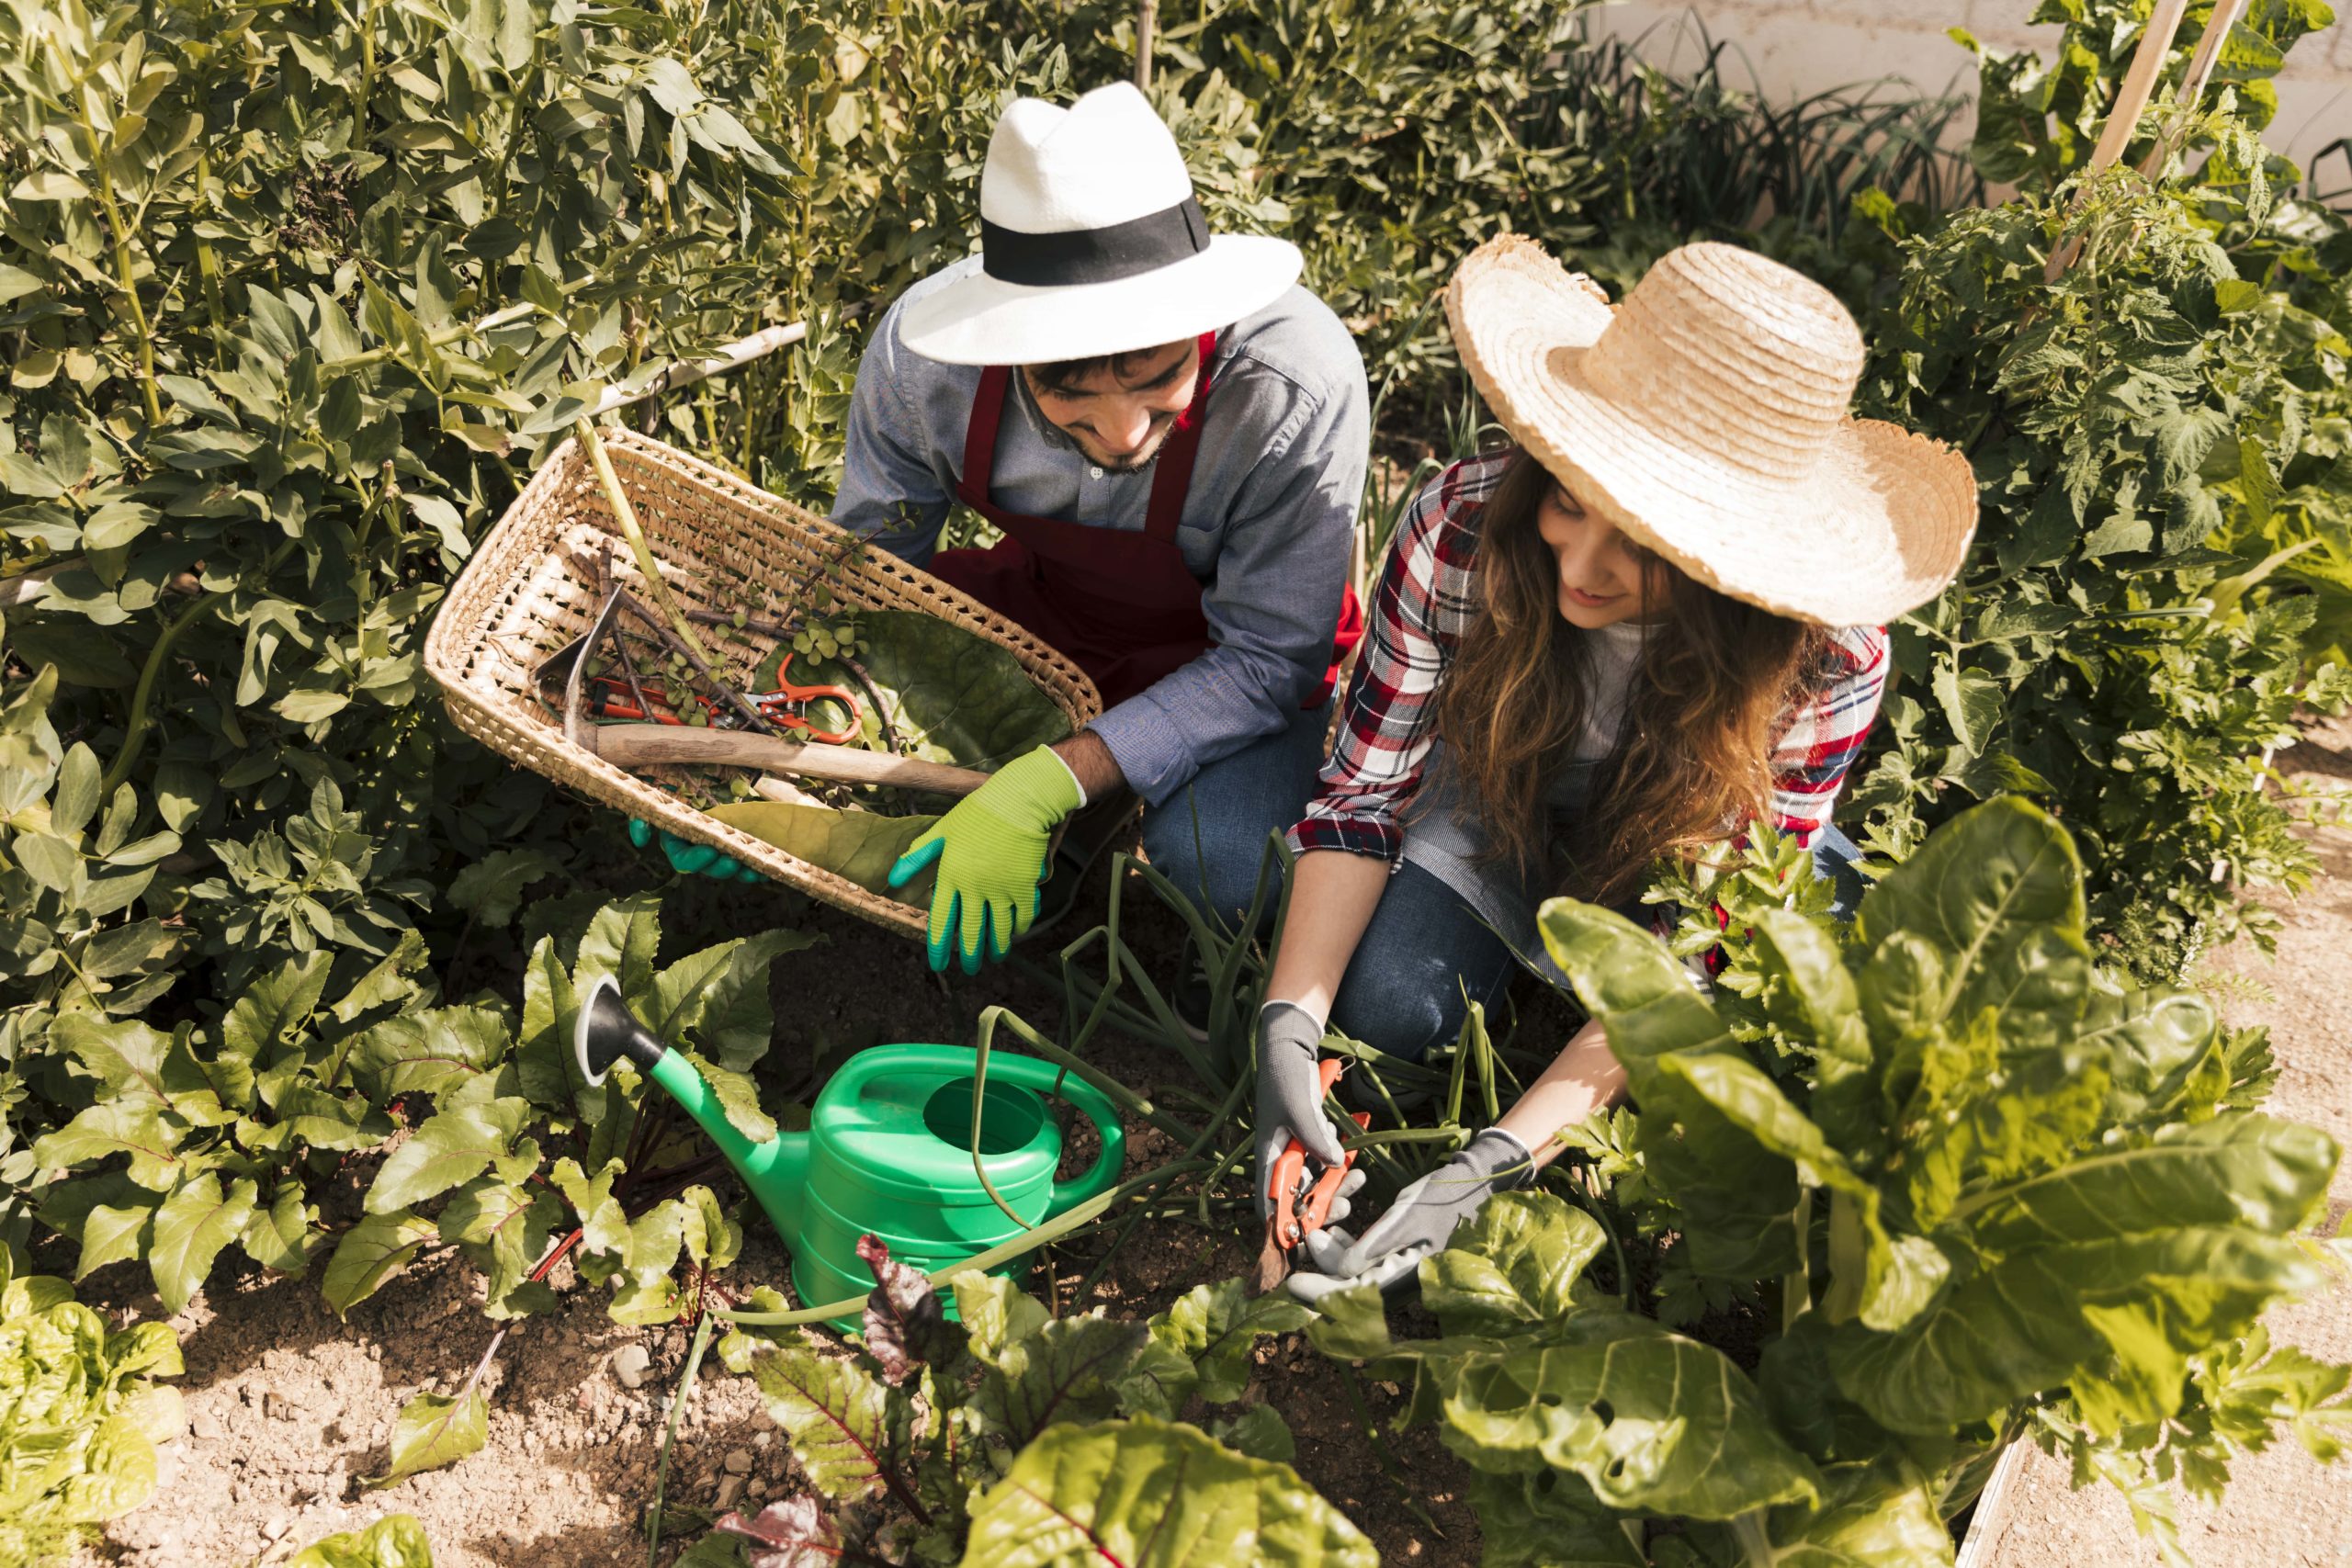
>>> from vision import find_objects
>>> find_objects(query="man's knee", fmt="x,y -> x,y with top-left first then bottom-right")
1138,801 -> 1284,927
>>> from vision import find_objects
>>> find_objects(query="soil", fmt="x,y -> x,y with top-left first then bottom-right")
67,856 -> 1491,1567
69,716 -> 2352,1568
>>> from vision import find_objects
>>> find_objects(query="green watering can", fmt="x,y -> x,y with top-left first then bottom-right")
574,977 -> 1125,1328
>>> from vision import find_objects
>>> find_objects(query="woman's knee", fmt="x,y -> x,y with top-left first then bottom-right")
1326,864 -> 1513,1066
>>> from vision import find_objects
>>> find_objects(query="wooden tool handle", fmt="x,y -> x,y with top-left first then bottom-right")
587,723 -> 990,795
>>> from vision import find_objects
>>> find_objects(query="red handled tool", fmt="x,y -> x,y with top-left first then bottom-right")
582,655 -> 863,744
1252,1058 -> 1372,1292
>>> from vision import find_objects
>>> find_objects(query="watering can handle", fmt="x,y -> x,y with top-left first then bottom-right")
972,1055 -> 1127,1215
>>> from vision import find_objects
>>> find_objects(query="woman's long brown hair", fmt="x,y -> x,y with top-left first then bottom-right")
1431,448 -> 1829,906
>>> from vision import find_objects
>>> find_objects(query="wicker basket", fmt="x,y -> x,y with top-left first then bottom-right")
424,429 -> 1101,938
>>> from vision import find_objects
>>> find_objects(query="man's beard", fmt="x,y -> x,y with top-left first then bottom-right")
1091,425 -> 1172,475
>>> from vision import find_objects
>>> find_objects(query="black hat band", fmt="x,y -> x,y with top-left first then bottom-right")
980,197 -> 1210,288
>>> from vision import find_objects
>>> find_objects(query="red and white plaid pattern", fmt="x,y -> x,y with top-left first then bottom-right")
1288,451 -> 1887,863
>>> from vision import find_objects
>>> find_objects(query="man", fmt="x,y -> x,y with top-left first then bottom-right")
779,83 -> 1365,973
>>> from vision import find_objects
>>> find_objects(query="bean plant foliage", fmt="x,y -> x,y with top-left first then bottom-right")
1311,799 -> 2348,1564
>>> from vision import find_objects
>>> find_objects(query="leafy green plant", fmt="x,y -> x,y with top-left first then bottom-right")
1850,113 -> 2352,976
0,1253 -> 181,1566
693,1236 -> 1362,1566
1310,797 -> 2346,1564
284,1513 -> 435,1568
332,895 -> 809,1485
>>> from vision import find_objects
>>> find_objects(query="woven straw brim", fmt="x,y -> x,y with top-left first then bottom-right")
898,234 -> 1303,365
424,430 -> 1102,939
1445,242 -> 1977,626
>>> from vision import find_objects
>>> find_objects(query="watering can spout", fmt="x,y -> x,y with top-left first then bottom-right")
574,976 -> 810,1235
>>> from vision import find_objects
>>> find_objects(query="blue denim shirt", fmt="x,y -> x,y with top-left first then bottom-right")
831,256 -> 1369,806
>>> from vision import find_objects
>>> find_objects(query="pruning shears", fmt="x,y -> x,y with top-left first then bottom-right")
580,656 -> 863,743
1266,1058 -> 1371,1250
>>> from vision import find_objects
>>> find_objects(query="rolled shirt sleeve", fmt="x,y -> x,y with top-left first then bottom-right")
1285,457 -> 1498,862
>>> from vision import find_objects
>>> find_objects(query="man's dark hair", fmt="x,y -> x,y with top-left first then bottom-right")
1026,342 -> 1191,397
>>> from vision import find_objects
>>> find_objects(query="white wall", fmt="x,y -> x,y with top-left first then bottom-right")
1586,0 -> 2351,177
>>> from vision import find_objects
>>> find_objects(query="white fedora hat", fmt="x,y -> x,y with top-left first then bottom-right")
1446,234 -> 1978,626
897,83 -> 1305,367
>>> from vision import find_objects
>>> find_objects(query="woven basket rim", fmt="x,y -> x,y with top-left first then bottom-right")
424,429 -> 1102,938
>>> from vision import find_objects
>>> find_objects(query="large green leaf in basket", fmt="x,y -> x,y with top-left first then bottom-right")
707,802 -> 939,902
754,609 -> 1072,771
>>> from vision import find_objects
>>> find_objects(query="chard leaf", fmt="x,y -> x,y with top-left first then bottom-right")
150,1173 -> 259,1314
959,1416 -> 1377,1567
716,1494 -> 841,1568
1209,1404 -> 1295,1463
1419,1190 -> 1607,1336
1753,1456 -> 1954,1566
577,891 -> 662,998
652,926 -> 817,1067
745,1334 -> 907,1505
1750,910 -> 1879,1156
364,1096 -> 532,1213
33,1102 -> 188,1190
1464,1469 -> 1646,1567
322,1211 -> 438,1316
951,1272 -> 1050,1363
1538,899 -> 1800,1280
1850,796 -> 2089,1045
442,1179 -> 564,1305
1831,1226 -> 2322,1433
973,1314 -> 1148,1449
707,801 -> 937,898
550,1157 -> 630,1257
348,1004 -> 512,1105
2086,987 -> 2223,1125
1962,1113 -> 2335,1247
1432,1312 -> 1822,1520
1136,1277 -> 1314,1405
856,1234 -> 959,1386
684,1050 -> 776,1143
241,1186 -> 317,1275
366,1387 -> 488,1487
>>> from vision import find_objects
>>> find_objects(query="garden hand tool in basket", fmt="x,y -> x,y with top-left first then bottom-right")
1252,1057 -> 1371,1294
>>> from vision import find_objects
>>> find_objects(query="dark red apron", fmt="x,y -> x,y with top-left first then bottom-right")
927,333 -> 1363,710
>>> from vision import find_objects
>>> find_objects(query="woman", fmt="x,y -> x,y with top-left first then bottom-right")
1260,235 -> 1975,1298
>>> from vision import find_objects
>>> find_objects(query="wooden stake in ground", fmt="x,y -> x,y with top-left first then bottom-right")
2045,0 -> 2193,281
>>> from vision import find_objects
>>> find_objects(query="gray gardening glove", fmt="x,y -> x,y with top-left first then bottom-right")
1286,1127 -> 1535,1303
1254,1001 -> 1351,1223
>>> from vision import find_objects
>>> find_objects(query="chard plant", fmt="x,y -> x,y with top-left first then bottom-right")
684,1239 -> 1368,1567
1309,797 -> 2346,1565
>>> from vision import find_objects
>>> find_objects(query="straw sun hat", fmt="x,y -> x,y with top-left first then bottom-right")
1444,234 -> 1977,626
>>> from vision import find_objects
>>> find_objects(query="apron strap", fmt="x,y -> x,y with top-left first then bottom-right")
960,365 -> 1013,503
1144,331 -> 1220,545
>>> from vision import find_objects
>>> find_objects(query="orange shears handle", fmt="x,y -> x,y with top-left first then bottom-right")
760,655 -> 863,745
1268,1058 -> 1367,1249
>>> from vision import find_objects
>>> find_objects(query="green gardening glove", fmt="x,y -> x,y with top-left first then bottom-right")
888,745 -> 1080,975
627,818 -> 765,884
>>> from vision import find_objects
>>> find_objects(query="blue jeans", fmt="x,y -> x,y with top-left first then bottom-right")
1140,704 -> 1331,932
1329,824 -> 1867,1065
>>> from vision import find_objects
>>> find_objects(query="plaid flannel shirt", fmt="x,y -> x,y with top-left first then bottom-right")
1286,451 -> 1888,866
